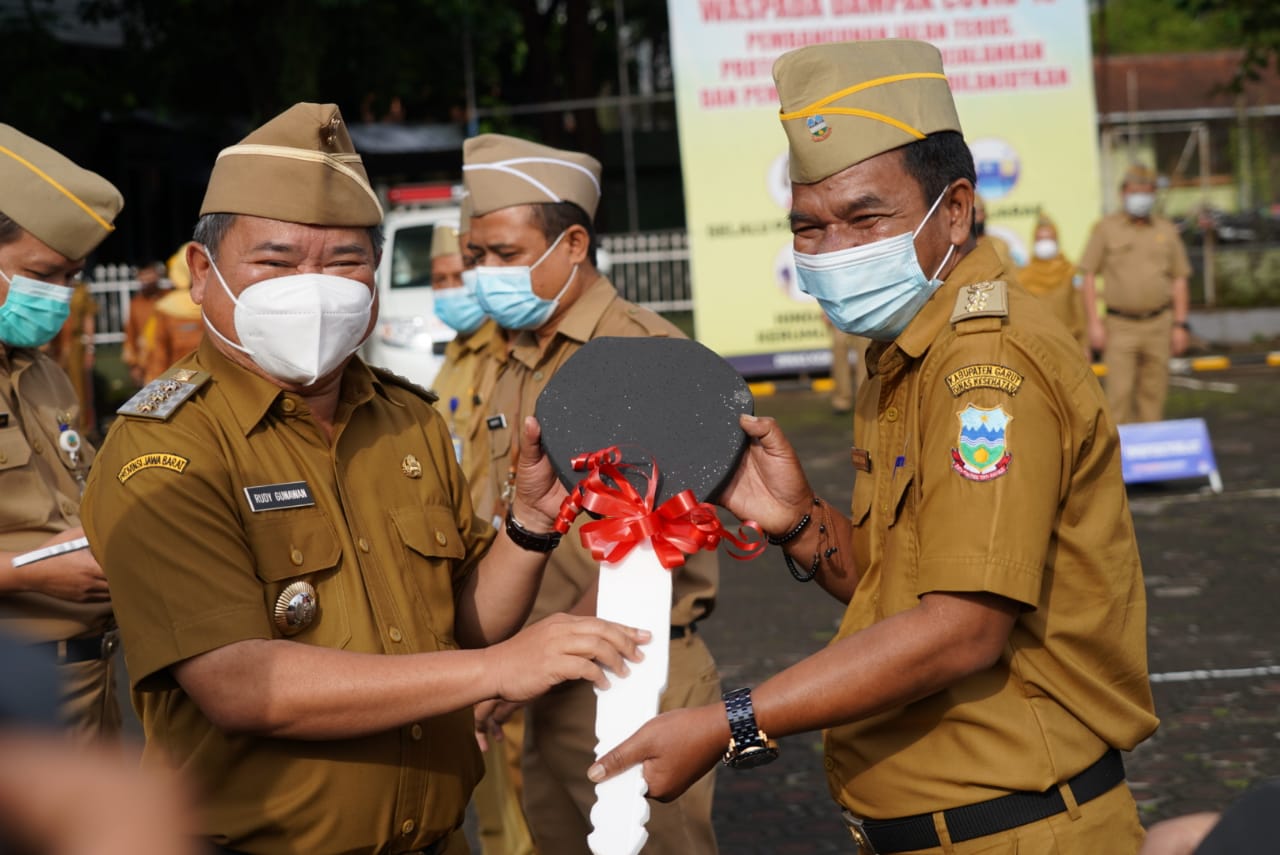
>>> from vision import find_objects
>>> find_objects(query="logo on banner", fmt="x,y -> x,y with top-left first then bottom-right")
806,114 -> 831,142
971,137 -> 1020,200
952,404 -> 1012,481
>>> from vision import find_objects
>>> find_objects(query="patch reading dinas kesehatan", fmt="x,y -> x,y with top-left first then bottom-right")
117,452 -> 189,483
945,364 -> 1024,397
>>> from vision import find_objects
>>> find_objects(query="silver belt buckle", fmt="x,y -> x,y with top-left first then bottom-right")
841,808 -> 878,855
100,629 -> 120,659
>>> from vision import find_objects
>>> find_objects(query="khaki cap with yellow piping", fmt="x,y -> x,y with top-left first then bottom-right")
773,40 -> 961,185
430,223 -> 461,260
200,103 -> 383,227
0,125 -> 123,260
462,134 -> 602,219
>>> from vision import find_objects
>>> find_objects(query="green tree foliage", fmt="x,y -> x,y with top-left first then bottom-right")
1093,0 -> 1241,55
1176,0 -> 1280,89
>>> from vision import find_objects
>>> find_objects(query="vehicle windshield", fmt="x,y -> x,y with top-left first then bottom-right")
390,224 -> 437,289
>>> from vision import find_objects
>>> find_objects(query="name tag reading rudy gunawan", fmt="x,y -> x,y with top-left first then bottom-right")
244,481 -> 316,513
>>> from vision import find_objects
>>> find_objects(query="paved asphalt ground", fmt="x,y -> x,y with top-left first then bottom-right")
115,364 -> 1280,853
703,365 -> 1280,852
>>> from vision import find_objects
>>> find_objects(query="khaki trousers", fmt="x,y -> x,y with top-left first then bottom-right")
1104,312 -> 1172,424
60,656 -> 121,743
474,710 -> 537,855
852,782 -> 1144,854
522,633 -> 721,854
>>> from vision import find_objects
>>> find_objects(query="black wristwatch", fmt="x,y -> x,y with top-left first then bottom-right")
504,509 -> 562,553
721,687 -> 779,769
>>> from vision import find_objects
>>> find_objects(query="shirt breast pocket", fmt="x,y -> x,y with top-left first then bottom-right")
391,505 -> 465,648
0,427 -> 45,531
246,512 -> 351,649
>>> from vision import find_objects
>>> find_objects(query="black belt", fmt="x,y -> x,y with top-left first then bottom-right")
1107,305 -> 1170,321
842,748 -> 1126,854
29,630 -> 119,664
670,622 -> 698,640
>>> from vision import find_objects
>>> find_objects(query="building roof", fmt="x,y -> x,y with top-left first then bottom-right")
1094,51 -> 1280,120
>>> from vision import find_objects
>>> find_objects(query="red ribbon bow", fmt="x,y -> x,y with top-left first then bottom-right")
553,446 -> 765,570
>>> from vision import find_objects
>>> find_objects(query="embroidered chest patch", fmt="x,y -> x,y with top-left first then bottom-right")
951,405 -> 1012,482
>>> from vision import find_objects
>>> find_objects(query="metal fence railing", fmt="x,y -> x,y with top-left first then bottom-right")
88,264 -> 140,346
601,230 -> 693,313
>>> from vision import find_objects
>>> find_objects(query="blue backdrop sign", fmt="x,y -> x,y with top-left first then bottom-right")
1118,418 -> 1222,492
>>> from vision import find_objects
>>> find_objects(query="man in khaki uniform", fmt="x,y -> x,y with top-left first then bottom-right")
1081,164 -> 1192,424
465,134 -> 722,854
592,41 -> 1158,855
0,125 -> 124,742
123,260 -> 166,385
80,103 -> 648,855
429,218 -> 507,503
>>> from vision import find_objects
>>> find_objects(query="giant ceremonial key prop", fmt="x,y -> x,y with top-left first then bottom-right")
537,336 -> 764,855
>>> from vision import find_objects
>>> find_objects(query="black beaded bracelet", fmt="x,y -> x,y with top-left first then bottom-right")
505,509 -> 562,553
766,512 -> 811,546
783,551 -> 820,583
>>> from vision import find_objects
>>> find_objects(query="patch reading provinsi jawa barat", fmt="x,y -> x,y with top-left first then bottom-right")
944,364 -> 1023,397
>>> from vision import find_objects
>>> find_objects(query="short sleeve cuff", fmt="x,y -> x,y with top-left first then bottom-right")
127,605 -> 271,688
917,555 -> 1042,608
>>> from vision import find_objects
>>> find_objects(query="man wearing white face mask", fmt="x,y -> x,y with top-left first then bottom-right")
0,124 -> 124,743
590,40 -> 1156,855
80,104 -> 651,855
463,133 -> 723,854
1081,164 -> 1192,424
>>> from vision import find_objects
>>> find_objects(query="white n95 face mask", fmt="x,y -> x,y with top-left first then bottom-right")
201,246 -> 373,386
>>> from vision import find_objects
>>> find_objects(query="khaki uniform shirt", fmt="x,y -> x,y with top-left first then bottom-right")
1018,257 -> 1086,350
431,319 -> 506,511
1079,213 -> 1192,315
826,243 -> 1158,818
0,346 -> 106,643
82,339 -> 494,854
484,276 -> 718,627
123,291 -> 161,367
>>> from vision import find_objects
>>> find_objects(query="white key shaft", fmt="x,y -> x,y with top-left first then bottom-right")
587,539 -> 672,855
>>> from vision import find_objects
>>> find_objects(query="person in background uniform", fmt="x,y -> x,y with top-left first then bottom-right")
591,40 -> 1158,855
1081,164 -> 1193,424
80,103 -> 648,855
1018,214 -> 1087,358
46,278 -> 99,435
826,322 -> 868,415
974,194 -> 1014,271
141,246 -> 203,383
123,260 -> 167,386
465,133 -> 722,855
429,218 -> 505,489
0,124 -> 124,743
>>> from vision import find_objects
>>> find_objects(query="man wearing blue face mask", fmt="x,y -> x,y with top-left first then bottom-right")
1080,164 -> 1192,424
0,125 -> 124,743
463,133 -> 724,854
590,40 -> 1157,854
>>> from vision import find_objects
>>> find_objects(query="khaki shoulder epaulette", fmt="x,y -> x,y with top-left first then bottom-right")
950,280 -> 1009,332
116,367 -> 211,420
370,365 -> 439,404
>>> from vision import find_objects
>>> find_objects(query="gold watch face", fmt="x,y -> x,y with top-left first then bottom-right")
726,738 -> 779,770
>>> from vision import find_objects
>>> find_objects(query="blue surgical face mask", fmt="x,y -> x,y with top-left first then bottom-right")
793,188 -> 955,341
473,231 -> 578,331
0,271 -> 73,348
434,274 -> 487,334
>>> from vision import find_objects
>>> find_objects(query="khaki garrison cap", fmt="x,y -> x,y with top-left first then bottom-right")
430,223 -> 461,260
773,40 -> 961,185
200,103 -> 383,227
1122,163 -> 1156,187
458,193 -> 474,234
0,125 -> 123,260
462,134 -> 602,219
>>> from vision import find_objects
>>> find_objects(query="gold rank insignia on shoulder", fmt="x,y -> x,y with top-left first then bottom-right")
273,581 -> 318,636
117,368 -> 211,420
949,281 -> 1009,325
